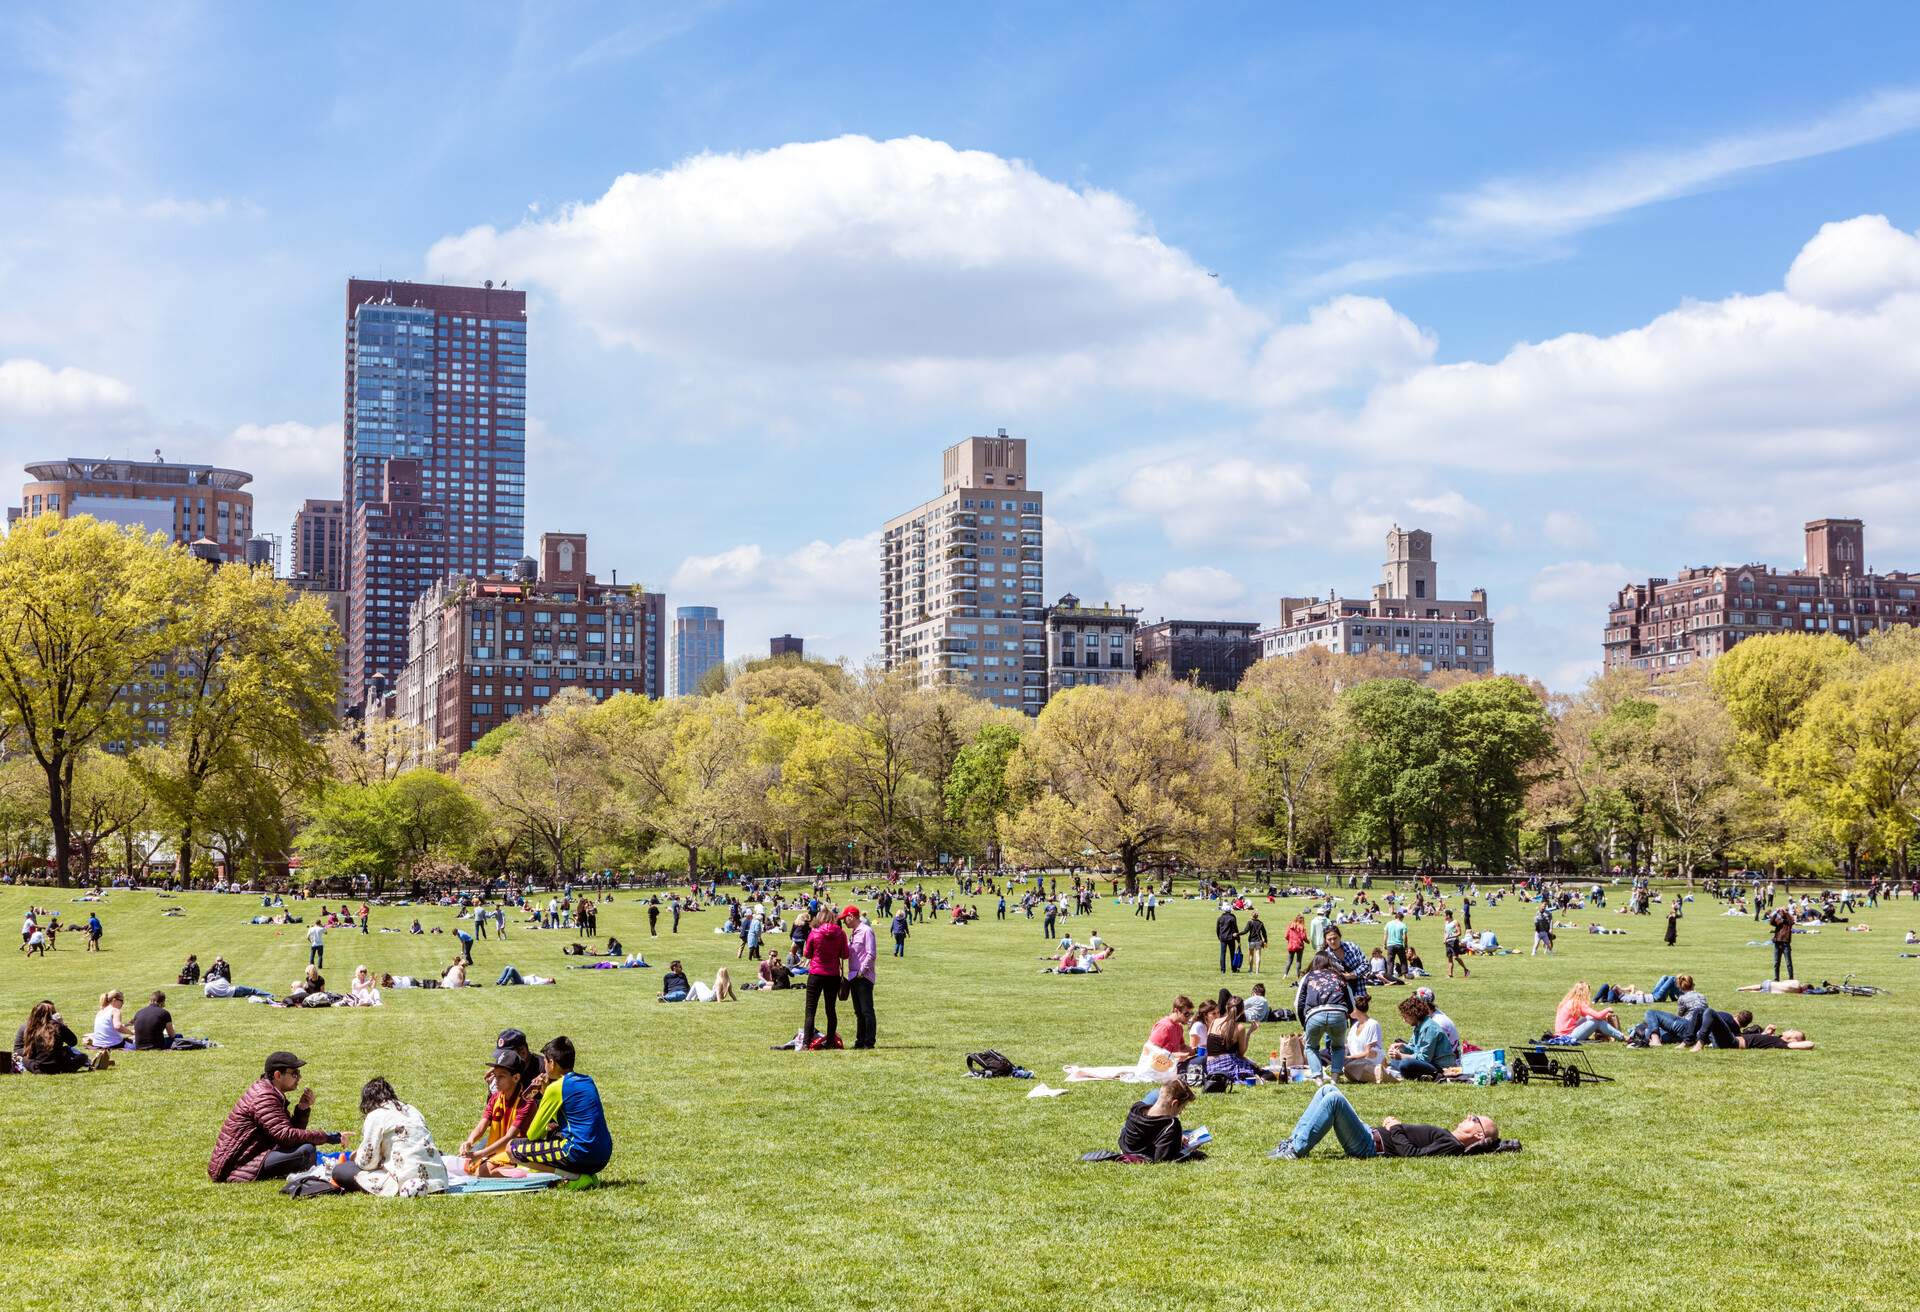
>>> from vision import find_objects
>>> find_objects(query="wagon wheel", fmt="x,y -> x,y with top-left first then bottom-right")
1511,1062 -> 1530,1084
1562,1066 -> 1582,1088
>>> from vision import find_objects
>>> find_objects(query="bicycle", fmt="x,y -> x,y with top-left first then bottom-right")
1830,973 -> 1889,997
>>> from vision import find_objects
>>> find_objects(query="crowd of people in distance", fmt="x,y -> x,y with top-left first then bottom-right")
206,1033 -> 613,1195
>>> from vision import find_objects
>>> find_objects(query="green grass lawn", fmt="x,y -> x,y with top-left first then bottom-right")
1,878 -> 1915,1311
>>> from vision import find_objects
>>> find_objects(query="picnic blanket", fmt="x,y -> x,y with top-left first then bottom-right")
1063,1042 -> 1180,1084
439,1155 -> 564,1193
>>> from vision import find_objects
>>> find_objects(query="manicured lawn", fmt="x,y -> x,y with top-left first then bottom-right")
1,879 -> 1913,1311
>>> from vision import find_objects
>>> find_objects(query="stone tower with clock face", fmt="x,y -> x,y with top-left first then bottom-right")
1382,525 -> 1438,601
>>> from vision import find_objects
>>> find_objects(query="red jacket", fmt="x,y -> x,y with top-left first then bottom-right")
208,1077 -> 334,1182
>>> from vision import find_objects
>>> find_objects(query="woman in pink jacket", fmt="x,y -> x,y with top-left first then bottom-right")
1554,981 -> 1628,1042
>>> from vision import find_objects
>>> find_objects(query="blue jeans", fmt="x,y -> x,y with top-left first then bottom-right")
1566,1017 -> 1627,1043
1288,1085 -> 1377,1158
1772,940 -> 1793,980
1390,1056 -> 1439,1081
227,984 -> 272,999
893,934 -> 906,957
1642,1010 -> 1689,1043
1303,1012 -> 1349,1078
1650,975 -> 1678,1003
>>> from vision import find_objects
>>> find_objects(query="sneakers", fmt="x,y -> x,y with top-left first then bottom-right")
1267,1144 -> 1299,1160
564,1173 -> 601,1191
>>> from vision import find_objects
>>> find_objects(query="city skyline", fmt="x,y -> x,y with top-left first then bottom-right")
10,8 -> 1920,688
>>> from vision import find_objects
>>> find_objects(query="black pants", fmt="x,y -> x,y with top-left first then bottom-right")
850,976 -> 876,1049
804,973 -> 839,1044
1286,947 -> 1304,974
1146,905 -> 1156,920
1219,940 -> 1237,973
259,1144 -> 317,1180
1773,940 -> 1793,980
1387,944 -> 1408,975
309,946 -> 324,967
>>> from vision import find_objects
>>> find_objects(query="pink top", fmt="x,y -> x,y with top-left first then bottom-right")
1553,997 -> 1608,1036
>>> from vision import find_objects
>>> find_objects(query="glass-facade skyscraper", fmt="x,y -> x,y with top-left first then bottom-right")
343,278 -> 527,709
671,605 -> 725,697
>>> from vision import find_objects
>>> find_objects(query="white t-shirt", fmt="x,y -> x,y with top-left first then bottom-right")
307,925 -> 324,947
1345,1017 -> 1383,1065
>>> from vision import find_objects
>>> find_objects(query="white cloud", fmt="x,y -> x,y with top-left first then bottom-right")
425,136 -> 1436,415
1310,87 -> 1920,287
213,420 -> 342,538
1542,510 -> 1597,549
671,533 -> 879,606
1117,565 -> 1253,622
0,357 -> 135,416
1784,213 -> 1920,310
1528,560 -> 1630,607
1117,456 -> 1312,549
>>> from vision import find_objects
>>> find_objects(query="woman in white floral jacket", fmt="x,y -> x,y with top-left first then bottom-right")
330,1077 -> 448,1196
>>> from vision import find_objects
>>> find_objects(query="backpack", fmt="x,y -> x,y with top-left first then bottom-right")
966,1049 -> 1017,1078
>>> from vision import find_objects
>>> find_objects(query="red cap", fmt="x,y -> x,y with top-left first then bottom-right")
841,905 -> 861,922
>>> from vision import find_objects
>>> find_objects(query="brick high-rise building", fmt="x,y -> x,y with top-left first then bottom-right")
671,606 -> 724,697
342,278 -> 527,710
882,433 -> 1044,714
1256,526 -> 1494,675
291,498 -> 346,590
770,634 -> 805,658
14,454 -> 254,559
1604,517 -> 1920,673
394,532 -> 665,758
346,458 -> 448,708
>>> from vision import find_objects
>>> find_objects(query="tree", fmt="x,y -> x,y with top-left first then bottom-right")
0,514 -> 197,884
326,718 -> 440,784
459,691 -> 612,878
66,750 -> 155,882
295,770 -> 485,890
140,562 -> 337,880
1709,632 -> 1856,771
1335,679 -> 1445,871
944,721 -> 1025,858
787,663 -> 936,870
1775,657 -> 1920,878
1000,678 -> 1234,890
599,693 -> 764,881
1236,653 -> 1343,868
1439,677 -> 1552,874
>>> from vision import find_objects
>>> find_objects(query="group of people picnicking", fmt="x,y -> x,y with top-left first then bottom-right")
204,1031 -> 612,1194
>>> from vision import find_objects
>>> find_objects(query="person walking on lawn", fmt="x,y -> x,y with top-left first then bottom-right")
1216,905 -> 1242,974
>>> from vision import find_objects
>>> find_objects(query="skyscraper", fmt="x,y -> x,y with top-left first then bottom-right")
882,433 -> 1044,714
291,498 -> 346,589
342,278 -> 527,710
14,455 -> 254,558
671,606 -> 725,697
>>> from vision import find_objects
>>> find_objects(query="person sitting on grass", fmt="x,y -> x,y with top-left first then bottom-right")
178,954 -> 202,986
1147,996 -> 1196,1062
89,990 -> 137,1052
507,1036 -> 613,1188
1269,1083 -> 1511,1159
1243,983 -> 1274,1023
1203,996 -> 1276,1083
16,1000 -> 110,1073
208,1050 -> 349,1182
459,1048 -> 546,1177
1117,1079 -> 1203,1161
756,956 -> 793,990
329,1076 -> 448,1196
659,961 -> 691,1001
132,990 -> 208,1050
1553,981 -> 1629,1042
1344,994 -> 1386,1083
1387,995 -> 1457,1081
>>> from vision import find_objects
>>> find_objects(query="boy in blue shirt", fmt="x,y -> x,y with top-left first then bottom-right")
508,1036 -> 612,1188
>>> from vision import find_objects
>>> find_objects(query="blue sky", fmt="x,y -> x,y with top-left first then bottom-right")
7,4 -> 1920,687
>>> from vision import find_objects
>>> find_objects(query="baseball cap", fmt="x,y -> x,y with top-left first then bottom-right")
497,1028 -> 528,1049
841,904 -> 860,921
486,1047 -> 522,1074
263,1051 -> 306,1076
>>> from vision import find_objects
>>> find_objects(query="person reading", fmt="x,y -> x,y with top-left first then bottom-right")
1117,1080 -> 1203,1162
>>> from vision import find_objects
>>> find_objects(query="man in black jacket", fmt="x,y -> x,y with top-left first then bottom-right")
1215,907 -> 1241,974
1269,1085 -> 1511,1159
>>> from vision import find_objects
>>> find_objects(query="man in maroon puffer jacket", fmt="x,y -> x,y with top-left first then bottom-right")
209,1051 -> 350,1183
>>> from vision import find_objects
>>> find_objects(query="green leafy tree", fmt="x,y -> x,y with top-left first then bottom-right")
944,721 -> 1025,858
1335,679 -> 1445,871
0,513 -> 197,883
1439,677 -> 1552,874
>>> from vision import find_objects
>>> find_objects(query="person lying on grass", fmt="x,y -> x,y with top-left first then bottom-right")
1269,1084 -> 1513,1159
505,1036 -> 613,1188
328,1076 -> 448,1196
1117,1079 -> 1203,1162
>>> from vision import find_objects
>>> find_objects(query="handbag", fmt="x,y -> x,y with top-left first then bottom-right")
1231,950 -> 1244,971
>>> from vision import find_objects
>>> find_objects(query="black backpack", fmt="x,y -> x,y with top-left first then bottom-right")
966,1049 -> 1017,1078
